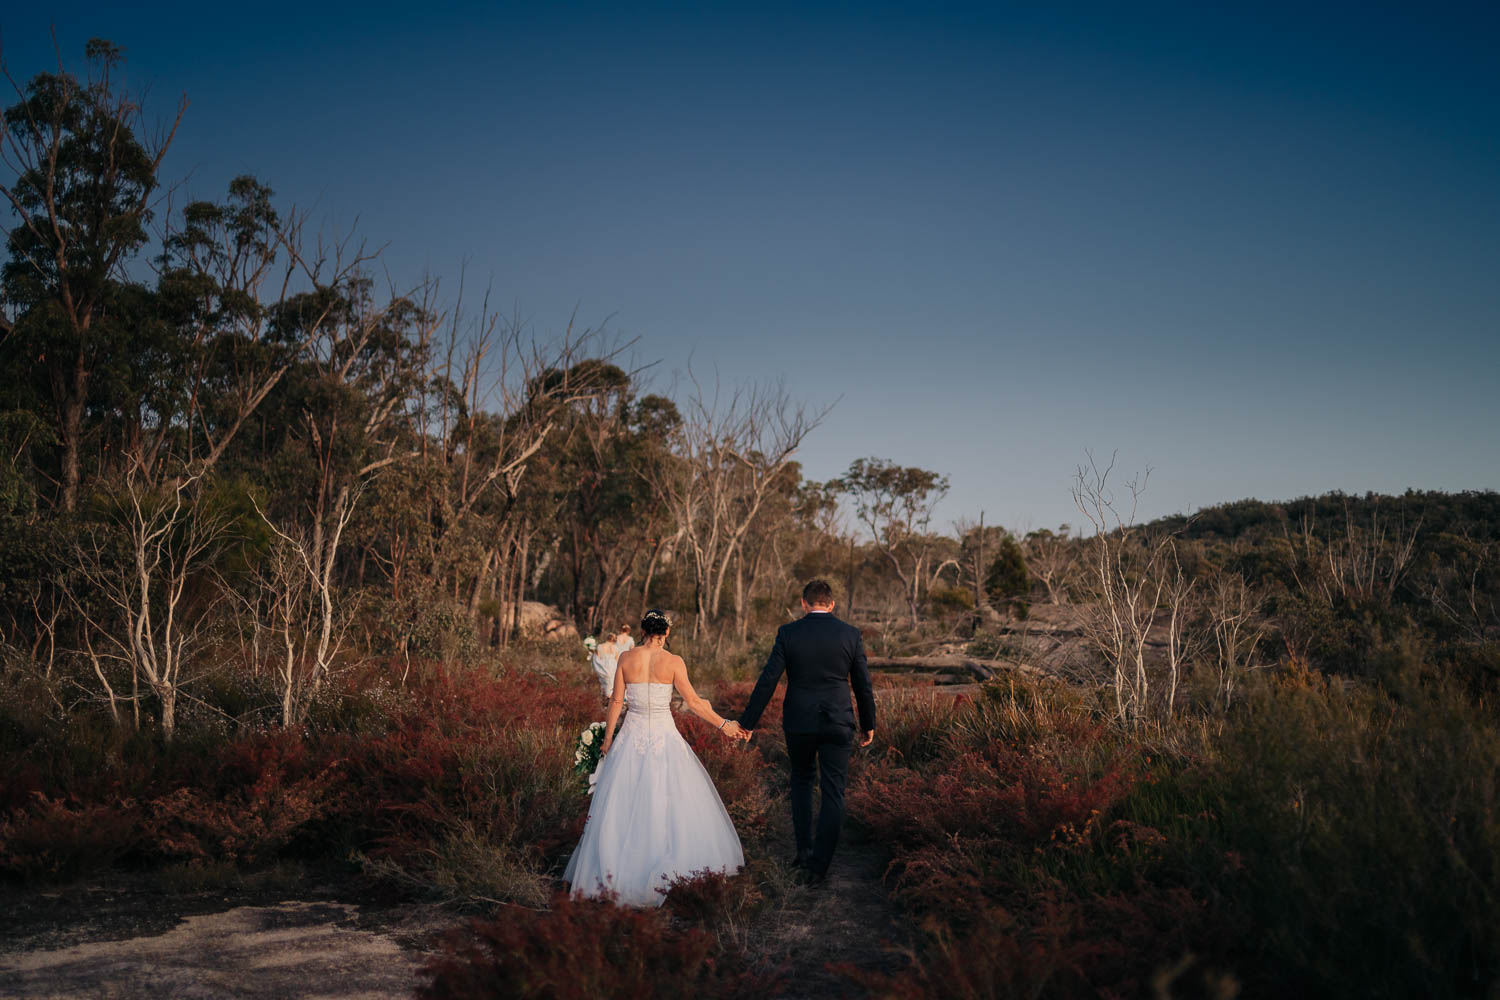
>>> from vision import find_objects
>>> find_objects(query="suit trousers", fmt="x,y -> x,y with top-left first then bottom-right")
785,722 -> 854,875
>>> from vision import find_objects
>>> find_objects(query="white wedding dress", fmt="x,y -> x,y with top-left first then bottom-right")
563,682 -> 744,906
590,650 -> 618,699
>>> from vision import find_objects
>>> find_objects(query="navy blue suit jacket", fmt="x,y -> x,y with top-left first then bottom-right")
740,612 -> 877,735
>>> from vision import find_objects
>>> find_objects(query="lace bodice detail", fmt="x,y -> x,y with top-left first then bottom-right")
620,682 -> 675,757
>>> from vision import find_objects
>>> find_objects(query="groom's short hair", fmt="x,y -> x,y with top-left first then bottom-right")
802,580 -> 835,606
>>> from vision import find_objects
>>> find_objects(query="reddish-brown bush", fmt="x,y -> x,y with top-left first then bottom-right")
0,665 -> 599,882
660,867 -> 765,927
0,793 -> 141,880
417,892 -> 770,999
853,744 -> 1137,857
845,693 -> 1217,998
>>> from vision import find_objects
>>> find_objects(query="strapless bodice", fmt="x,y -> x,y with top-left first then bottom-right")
625,681 -> 674,717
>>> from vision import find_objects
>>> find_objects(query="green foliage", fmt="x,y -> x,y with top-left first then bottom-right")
834,457 -> 949,546
1203,656 -> 1500,996
355,588 -> 478,663
984,534 -> 1029,603
928,585 -> 974,614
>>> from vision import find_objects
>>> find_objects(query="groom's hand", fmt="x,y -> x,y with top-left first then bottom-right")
859,729 -> 875,747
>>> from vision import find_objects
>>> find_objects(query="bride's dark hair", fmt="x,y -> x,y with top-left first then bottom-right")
640,609 -> 672,637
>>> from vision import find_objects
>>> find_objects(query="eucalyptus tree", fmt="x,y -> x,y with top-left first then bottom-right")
562,368 -> 678,635
151,175 -> 310,480
834,457 -> 949,627
249,263 -> 439,715
0,39 -> 185,510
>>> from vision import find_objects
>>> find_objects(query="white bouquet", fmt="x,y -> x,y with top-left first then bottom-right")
573,721 -> 607,793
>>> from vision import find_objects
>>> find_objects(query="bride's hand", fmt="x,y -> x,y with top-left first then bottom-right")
721,720 -> 746,741
601,737 -> 612,756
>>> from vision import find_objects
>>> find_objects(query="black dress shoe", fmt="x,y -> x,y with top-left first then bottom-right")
789,854 -> 811,870
796,866 -> 828,887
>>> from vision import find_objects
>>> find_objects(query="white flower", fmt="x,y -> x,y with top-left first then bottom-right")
581,729 -> 594,746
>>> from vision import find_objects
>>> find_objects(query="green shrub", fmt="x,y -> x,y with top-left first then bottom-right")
985,535 -> 1030,605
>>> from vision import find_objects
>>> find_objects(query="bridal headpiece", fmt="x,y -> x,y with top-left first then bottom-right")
640,609 -> 673,636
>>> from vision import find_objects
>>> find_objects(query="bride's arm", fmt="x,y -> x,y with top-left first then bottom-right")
601,662 -> 627,754
672,658 -> 741,737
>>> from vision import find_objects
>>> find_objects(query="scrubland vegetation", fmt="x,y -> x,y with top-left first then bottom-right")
2,38 -> 1499,999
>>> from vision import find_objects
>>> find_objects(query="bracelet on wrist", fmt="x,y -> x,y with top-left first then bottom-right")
718,719 -> 728,730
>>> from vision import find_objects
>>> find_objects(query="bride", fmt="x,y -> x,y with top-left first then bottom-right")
563,610 -> 749,906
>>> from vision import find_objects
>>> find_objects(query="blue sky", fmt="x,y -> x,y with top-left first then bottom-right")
4,1 -> 1497,531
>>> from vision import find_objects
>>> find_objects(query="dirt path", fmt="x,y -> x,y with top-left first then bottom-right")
740,738 -> 914,999
0,878 -> 448,1000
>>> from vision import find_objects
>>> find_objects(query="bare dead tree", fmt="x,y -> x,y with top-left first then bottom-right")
1206,570 -> 1268,710
1071,454 -> 1184,725
1159,539 -> 1197,717
428,306 -> 630,641
1284,501 -> 1424,608
1023,526 -> 1081,604
953,512 -> 990,613
67,470 -> 231,739
1426,537 -> 1499,644
652,375 -> 831,637
251,478 -> 364,722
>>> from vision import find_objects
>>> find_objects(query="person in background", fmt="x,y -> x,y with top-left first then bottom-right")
590,634 -> 619,700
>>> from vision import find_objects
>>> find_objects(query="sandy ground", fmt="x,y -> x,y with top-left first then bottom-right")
0,898 -> 443,1000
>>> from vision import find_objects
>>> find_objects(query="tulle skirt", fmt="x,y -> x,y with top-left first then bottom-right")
562,713 -> 744,907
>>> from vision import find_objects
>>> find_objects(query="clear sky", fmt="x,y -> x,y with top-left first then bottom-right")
4,2 -> 1497,532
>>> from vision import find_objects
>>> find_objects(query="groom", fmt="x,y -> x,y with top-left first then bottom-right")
739,580 -> 877,885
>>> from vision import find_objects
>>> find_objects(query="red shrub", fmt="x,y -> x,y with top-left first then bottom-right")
845,888 -> 1210,1000
341,720 -> 586,872
0,794 -> 141,880
0,759 -> 45,813
417,893 -> 770,999
0,666 -> 602,882
141,730 -> 347,863
142,766 -> 345,864
714,680 -> 784,731
853,745 -> 1137,858
660,867 -> 765,927
847,709 -> 1221,998
838,905 -> 1076,1000
404,666 -> 602,737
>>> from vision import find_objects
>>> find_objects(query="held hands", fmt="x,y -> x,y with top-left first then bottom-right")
721,720 -> 752,743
